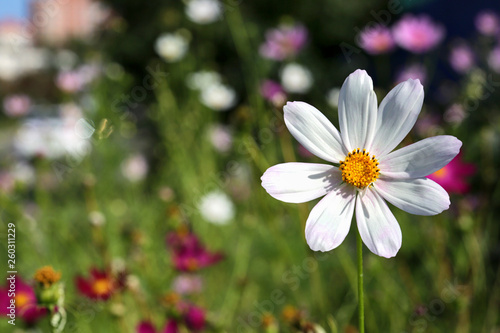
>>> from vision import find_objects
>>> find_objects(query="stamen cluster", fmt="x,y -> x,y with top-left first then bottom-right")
339,149 -> 380,188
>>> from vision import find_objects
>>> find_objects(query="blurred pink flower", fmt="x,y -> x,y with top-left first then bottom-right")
260,80 -> 286,106
358,25 -> 395,55
449,43 -> 475,74
3,94 -> 31,117
0,277 -> 47,324
56,70 -> 84,93
172,274 -> 203,295
166,228 -> 223,272
392,15 -> 445,53
208,124 -> 233,153
260,24 -> 307,61
427,153 -> 475,194
488,46 -> 500,73
395,64 -> 427,85
475,10 -> 500,36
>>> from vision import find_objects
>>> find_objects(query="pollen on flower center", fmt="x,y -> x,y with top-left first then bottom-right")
339,148 -> 380,188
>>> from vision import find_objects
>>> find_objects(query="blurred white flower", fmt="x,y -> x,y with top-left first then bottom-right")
3,94 -> 31,117
14,117 -> 91,160
185,0 -> 222,24
186,70 -> 222,90
198,190 -> 235,224
172,274 -> 203,295
155,33 -> 189,62
121,154 -> 148,182
200,84 -> 236,111
280,63 -> 313,94
326,87 -> 341,108
89,211 -> 106,227
12,162 -> 35,186
208,124 -> 233,153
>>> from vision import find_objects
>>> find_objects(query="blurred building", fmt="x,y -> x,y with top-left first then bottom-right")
30,0 -> 107,44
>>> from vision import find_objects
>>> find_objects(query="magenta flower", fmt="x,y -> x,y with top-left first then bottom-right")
395,64 -> 427,85
166,228 -> 223,272
392,15 -> 445,53
260,80 -> 286,105
449,43 -> 475,74
358,25 -> 395,55
137,320 -> 178,333
259,24 -> 308,61
185,305 -> 206,331
0,277 -> 47,324
427,153 -> 475,194
475,10 -> 500,36
3,94 -> 31,117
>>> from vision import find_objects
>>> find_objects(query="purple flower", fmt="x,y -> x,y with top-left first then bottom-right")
3,94 -> 31,117
475,10 -> 500,36
260,80 -> 286,105
358,25 -> 395,55
392,15 -> 445,53
259,24 -> 308,61
395,64 -> 427,85
449,43 -> 475,74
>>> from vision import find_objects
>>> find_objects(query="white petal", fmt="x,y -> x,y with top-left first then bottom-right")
374,178 -> 450,216
284,101 -> 346,163
379,136 -> 462,179
356,189 -> 402,258
305,184 -> 356,252
371,79 -> 424,157
338,69 -> 378,152
261,163 -> 341,203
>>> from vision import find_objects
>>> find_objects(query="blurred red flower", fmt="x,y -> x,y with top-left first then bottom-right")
75,268 -> 124,300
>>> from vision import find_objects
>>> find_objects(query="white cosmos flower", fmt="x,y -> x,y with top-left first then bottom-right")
155,33 -> 189,62
261,69 -> 462,258
198,190 -> 235,224
200,84 -> 236,111
280,63 -> 313,94
185,0 -> 222,24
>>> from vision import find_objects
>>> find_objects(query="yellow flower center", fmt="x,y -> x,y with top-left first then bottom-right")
339,149 -> 380,188
92,278 -> 113,296
16,292 -> 30,309
432,167 -> 447,178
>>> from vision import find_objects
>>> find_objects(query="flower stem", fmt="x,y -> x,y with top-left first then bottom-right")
357,230 -> 365,333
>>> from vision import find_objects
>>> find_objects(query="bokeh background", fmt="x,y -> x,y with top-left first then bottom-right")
0,0 -> 499,332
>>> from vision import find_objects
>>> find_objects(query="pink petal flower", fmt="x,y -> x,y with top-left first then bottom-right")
393,15 -> 445,53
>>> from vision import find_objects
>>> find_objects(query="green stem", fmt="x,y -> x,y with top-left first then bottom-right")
357,230 -> 365,333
